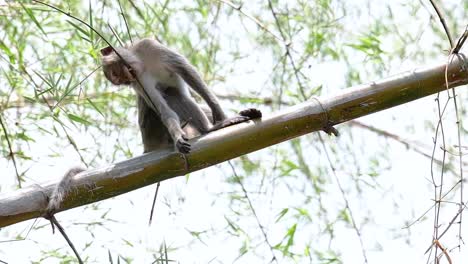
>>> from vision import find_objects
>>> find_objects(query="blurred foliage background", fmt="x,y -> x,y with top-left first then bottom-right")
0,0 -> 467,263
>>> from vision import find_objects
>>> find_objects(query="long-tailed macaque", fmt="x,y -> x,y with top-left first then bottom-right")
101,38 -> 261,153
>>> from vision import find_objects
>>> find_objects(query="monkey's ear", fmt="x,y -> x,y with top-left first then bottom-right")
100,46 -> 114,56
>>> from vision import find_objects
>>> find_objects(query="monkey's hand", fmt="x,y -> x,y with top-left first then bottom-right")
175,134 -> 191,154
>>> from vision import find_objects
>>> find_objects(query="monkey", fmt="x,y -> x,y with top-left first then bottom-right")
42,39 -> 261,231
101,38 -> 261,153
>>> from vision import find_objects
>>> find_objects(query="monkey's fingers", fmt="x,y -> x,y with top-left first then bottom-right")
239,108 -> 262,119
176,138 -> 191,154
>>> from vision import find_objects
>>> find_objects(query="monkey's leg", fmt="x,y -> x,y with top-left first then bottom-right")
137,95 -> 172,153
165,88 -> 213,134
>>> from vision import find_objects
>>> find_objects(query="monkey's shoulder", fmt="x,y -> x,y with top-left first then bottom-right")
143,64 -> 178,85
132,38 -> 165,54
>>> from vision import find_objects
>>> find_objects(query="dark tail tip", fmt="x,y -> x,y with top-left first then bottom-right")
239,108 -> 262,119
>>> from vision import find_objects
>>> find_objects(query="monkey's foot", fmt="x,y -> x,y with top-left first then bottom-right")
176,137 -> 191,154
239,108 -> 262,119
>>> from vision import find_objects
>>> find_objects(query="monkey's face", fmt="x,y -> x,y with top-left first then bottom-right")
102,61 -> 135,85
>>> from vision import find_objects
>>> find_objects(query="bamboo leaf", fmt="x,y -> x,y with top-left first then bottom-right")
67,113 -> 92,126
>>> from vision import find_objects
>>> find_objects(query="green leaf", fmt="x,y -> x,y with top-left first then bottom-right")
88,0 -> 94,43
0,39 -> 15,63
86,98 -> 104,117
66,20 -> 90,37
339,208 -> 351,223
275,208 -> 289,223
23,96 -> 37,103
294,207 -> 312,221
121,238 -> 134,247
285,223 -> 297,250
19,2 -> 47,37
67,113 -> 92,126
225,216 -> 241,233
16,132 -> 36,143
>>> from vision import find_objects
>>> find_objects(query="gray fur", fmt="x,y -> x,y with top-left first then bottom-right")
102,38 -> 261,153
47,167 -> 85,213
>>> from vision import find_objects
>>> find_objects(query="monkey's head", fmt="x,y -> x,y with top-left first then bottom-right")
100,46 -> 138,85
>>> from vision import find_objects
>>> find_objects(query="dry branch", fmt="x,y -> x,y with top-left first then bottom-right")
1,56 -> 467,228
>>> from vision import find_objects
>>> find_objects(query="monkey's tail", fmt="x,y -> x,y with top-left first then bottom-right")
47,167 -> 86,213
209,108 -> 262,132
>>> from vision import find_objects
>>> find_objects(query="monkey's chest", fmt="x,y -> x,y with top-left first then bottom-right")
150,68 -> 178,87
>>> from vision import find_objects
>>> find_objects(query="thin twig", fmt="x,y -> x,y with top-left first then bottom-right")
227,161 -> 278,263
453,25 -> 468,53
0,114 -> 21,187
318,134 -> 369,264
445,53 -> 464,246
20,61 -> 94,166
47,215 -> 84,264
434,240 -> 452,264
348,120 -> 466,169
217,0 -> 285,45
52,65 -> 101,110
32,1 -> 112,47
127,0 -> 144,21
117,0 -> 132,44
267,0 -> 307,100
404,179 -> 462,228
428,0 -> 454,48
25,68 -> 89,166
148,182 -> 160,226
437,198 -> 468,241
425,17 -> 467,258
107,23 -> 124,46
425,198 -> 468,261
429,92 -> 448,263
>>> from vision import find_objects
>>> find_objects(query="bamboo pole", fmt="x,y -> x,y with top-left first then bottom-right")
1,56 -> 467,228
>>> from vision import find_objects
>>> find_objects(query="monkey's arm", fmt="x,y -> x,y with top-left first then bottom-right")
161,47 -> 227,123
136,74 -> 191,153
